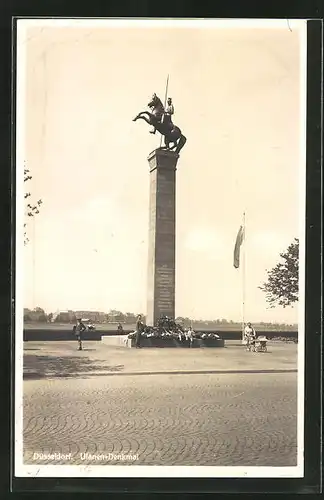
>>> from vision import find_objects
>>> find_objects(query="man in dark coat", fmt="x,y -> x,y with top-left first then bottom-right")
73,318 -> 86,351
135,314 -> 144,348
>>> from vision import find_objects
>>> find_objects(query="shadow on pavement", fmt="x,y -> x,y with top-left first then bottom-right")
23,354 -> 124,380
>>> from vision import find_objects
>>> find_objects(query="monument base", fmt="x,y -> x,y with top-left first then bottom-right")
126,338 -> 225,348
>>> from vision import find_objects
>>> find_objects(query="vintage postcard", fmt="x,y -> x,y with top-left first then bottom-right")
15,18 -> 307,478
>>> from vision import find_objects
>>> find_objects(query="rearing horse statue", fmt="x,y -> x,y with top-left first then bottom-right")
133,94 -> 187,154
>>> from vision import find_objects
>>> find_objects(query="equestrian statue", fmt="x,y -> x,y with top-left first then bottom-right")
133,94 -> 187,154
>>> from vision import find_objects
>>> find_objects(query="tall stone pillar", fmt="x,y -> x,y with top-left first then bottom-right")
146,149 -> 179,326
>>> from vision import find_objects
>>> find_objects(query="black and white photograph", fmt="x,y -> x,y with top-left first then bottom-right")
15,18 -> 307,478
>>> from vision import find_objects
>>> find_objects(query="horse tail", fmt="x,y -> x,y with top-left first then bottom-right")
176,134 -> 187,154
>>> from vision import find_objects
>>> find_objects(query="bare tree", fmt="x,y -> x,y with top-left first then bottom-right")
24,168 -> 42,245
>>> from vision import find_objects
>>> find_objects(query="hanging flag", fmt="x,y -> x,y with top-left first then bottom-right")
233,225 -> 244,269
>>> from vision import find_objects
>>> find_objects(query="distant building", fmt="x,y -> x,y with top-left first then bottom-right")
74,311 -> 106,323
53,310 -> 76,323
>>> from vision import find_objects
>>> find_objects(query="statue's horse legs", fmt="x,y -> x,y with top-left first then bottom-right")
165,133 -> 187,154
132,111 -> 153,123
175,134 -> 187,154
164,137 -> 178,150
133,112 -> 187,155
133,112 -> 160,134
163,127 -> 182,152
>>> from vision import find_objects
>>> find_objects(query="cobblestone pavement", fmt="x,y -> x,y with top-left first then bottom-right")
23,369 -> 297,467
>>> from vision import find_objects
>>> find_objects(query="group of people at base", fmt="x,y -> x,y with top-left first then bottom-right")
130,315 -> 221,348
131,315 -> 198,348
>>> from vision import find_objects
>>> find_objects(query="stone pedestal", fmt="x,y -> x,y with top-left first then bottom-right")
146,149 -> 179,326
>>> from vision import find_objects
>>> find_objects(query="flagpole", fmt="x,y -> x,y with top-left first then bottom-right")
160,74 -> 169,148
242,211 -> 246,341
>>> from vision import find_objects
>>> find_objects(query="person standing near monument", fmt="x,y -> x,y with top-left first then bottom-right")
73,318 -> 86,351
186,326 -> 195,347
244,322 -> 256,351
135,314 -> 144,348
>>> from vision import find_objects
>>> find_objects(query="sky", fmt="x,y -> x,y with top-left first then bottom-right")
17,19 -> 306,323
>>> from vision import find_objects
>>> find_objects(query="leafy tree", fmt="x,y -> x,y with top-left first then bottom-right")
37,313 -> 48,323
34,306 -> 45,313
24,313 -> 32,322
24,168 -> 42,245
259,238 -> 299,308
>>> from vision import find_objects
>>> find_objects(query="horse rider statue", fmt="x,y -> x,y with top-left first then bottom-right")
150,97 -> 175,135
133,93 -> 187,155
163,97 -> 175,128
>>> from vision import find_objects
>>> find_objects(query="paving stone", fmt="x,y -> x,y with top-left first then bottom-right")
23,366 -> 297,466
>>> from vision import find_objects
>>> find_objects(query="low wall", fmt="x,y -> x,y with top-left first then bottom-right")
23,329 -> 102,342
209,330 -> 298,341
23,328 -> 297,342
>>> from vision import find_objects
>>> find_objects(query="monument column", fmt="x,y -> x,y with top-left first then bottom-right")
146,149 -> 179,326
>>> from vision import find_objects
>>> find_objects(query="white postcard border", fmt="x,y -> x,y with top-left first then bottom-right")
14,17 -> 308,479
